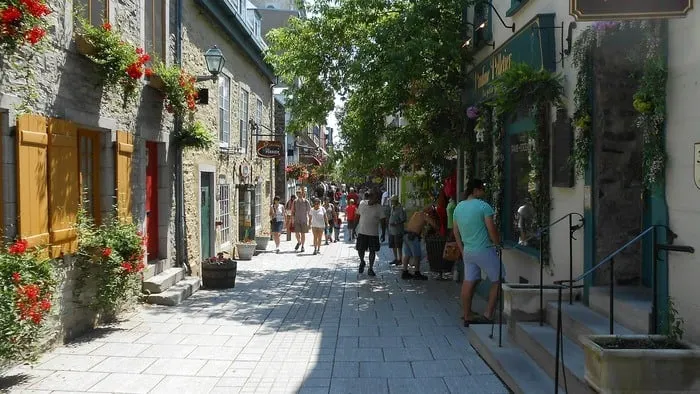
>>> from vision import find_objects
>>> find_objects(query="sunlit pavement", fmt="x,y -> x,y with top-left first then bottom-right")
1,230 -> 507,394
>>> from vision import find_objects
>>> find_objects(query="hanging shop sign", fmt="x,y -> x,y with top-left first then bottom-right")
466,14 -> 556,104
256,140 -> 283,158
570,0 -> 693,21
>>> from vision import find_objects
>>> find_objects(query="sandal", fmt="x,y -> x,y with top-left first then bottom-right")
463,314 -> 493,326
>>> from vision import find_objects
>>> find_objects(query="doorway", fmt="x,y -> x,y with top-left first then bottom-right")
145,142 -> 159,261
201,172 -> 214,260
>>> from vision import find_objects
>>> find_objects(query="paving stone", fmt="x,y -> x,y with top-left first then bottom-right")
359,361 -> 413,378
89,356 -> 157,373
138,344 -> 197,359
87,372 -> 165,393
146,358 -> 206,376
411,359 -> 469,378
443,375 -> 509,393
134,333 -> 188,345
29,371 -> 108,391
387,377 -> 450,394
89,343 -> 151,357
34,355 -> 106,372
329,377 -> 388,394
149,375 -> 219,394
359,336 -> 404,348
333,348 -> 383,362
187,346 -> 242,360
196,360 -> 233,377
382,347 -> 434,362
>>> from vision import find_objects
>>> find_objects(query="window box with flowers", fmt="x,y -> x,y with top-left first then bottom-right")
0,0 -> 51,53
0,239 -> 55,363
73,210 -> 146,319
74,20 -> 151,105
150,61 -> 199,117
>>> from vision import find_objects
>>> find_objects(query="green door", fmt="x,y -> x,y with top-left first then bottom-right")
201,183 -> 211,260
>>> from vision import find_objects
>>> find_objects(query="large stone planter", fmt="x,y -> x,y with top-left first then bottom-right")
503,283 -> 576,330
255,236 -> 269,251
582,335 -> 700,393
202,259 -> 237,289
236,243 -> 256,260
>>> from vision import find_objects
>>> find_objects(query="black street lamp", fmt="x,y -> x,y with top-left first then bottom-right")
196,45 -> 226,82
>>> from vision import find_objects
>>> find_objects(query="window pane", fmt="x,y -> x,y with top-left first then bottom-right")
218,184 -> 230,243
90,0 -> 106,26
74,0 -> 89,23
153,0 -> 164,61
219,76 -> 230,143
145,0 -> 154,57
508,132 -> 537,249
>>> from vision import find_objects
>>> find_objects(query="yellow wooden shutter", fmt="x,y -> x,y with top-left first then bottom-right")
115,130 -> 133,220
48,119 -> 79,258
16,114 -> 49,247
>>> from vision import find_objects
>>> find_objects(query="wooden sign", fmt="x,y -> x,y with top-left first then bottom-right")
570,0 -> 693,21
256,140 -> 283,158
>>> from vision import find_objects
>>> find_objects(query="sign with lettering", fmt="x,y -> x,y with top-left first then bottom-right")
466,14 -> 557,104
570,0 -> 693,21
694,143 -> 700,190
256,140 -> 283,158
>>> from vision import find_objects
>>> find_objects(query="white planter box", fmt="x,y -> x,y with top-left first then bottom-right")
503,283 -> 575,329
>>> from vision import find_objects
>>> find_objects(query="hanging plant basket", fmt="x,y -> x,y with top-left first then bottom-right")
74,33 -> 96,56
147,74 -> 166,92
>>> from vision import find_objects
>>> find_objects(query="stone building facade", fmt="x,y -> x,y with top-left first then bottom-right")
0,0 -> 174,342
180,0 -> 275,274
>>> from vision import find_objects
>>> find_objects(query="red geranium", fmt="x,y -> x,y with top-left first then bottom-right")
1,6 -> 22,23
8,239 -> 28,255
11,272 -> 21,284
25,26 -> 45,44
102,247 -> 112,258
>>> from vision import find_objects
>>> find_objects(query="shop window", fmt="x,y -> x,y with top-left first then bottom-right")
240,89 -> 249,153
144,0 -> 166,62
254,182 -> 262,230
218,184 -> 230,245
504,117 -> 540,251
219,74 -> 231,146
75,0 -> 108,26
78,129 -> 101,222
507,0 -> 530,17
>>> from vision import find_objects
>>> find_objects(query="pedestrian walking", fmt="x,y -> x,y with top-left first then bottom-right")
323,198 -> 335,244
354,190 -> 386,277
388,196 -> 406,266
285,195 -> 297,237
269,196 -> 285,253
310,198 -> 328,255
293,190 -> 312,253
346,199 -> 357,241
453,179 -> 504,326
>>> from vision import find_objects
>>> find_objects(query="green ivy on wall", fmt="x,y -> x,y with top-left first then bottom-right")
571,21 -> 667,189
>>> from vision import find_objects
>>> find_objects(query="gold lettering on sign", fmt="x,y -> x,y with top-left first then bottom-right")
474,52 -> 514,94
476,67 -> 490,91
492,52 -> 513,78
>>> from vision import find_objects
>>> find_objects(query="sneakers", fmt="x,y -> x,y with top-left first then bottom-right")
301,247 -> 305,253
294,243 -> 300,251
276,248 -> 280,254
367,268 -> 376,277
359,261 -> 366,274
313,249 -> 317,255
401,271 -> 413,280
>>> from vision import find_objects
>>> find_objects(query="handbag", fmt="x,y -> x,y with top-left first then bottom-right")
442,241 -> 461,262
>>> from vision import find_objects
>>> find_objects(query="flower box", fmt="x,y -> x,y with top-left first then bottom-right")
255,236 -> 270,251
202,258 -> 237,289
503,283 -> 576,331
147,74 -> 166,92
582,335 -> 700,393
74,33 -> 96,56
236,243 -> 256,260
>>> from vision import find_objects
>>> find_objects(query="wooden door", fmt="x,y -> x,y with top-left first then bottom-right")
145,141 -> 159,260
201,175 -> 212,260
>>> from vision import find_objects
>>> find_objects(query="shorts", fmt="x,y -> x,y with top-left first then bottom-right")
402,234 -> 421,258
464,248 -> 505,282
356,233 -> 380,253
389,234 -> 403,249
294,220 -> 309,233
271,220 -> 283,233
348,220 -> 356,231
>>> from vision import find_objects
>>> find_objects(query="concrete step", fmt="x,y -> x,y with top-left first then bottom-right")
546,302 -> 636,348
142,267 -> 186,294
514,322 -> 594,394
143,259 -> 169,281
144,277 -> 201,306
589,286 -> 652,334
468,324 -> 565,393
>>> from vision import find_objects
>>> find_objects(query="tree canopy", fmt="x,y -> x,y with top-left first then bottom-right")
265,0 -> 475,176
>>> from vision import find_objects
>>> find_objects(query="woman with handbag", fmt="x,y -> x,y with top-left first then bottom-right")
270,196 -> 285,254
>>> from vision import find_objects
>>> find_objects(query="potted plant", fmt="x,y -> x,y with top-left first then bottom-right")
173,121 -> 215,150
201,252 -> 237,289
150,61 -> 198,117
581,299 -> 700,393
255,230 -> 270,251
235,229 -> 257,260
74,20 -> 150,105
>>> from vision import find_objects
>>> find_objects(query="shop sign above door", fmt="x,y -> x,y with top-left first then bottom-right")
256,140 -> 283,158
570,0 -> 693,21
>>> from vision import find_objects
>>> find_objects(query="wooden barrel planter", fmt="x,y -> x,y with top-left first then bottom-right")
201,259 -> 237,289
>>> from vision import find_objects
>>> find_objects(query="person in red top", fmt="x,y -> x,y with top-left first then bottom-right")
436,190 -> 448,237
347,187 -> 359,207
346,199 -> 358,241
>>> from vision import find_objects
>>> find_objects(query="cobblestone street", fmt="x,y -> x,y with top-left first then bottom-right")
2,234 -> 507,394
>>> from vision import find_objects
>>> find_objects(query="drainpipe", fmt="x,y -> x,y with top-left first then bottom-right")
174,0 -> 191,274
269,82 -> 276,241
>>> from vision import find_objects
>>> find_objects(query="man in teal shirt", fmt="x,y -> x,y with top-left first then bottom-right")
453,179 -> 503,325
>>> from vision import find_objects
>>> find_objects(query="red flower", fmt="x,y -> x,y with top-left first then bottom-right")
9,239 -> 29,255
1,6 -> 22,24
11,272 -> 21,284
20,0 -> 50,17
121,262 -> 132,273
144,68 -> 154,77
135,47 -> 143,54
138,53 -> 150,64
125,62 -> 143,79
25,26 -> 45,44
101,247 -> 112,258
102,22 -> 111,31
18,284 -> 40,301
39,298 -> 51,311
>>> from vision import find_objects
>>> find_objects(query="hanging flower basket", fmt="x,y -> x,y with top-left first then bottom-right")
147,74 -> 166,92
74,33 -> 96,56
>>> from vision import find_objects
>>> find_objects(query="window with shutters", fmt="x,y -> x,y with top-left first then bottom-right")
74,0 -> 108,27
115,131 -> 134,220
78,130 -> 102,223
144,0 -> 166,62
219,74 -> 231,146
240,89 -> 249,153
218,184 -> 230,245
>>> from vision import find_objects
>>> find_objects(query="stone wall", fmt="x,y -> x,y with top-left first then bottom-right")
0,0 -> 175,348
180,0 -> 274,274
274,99 -> 288,201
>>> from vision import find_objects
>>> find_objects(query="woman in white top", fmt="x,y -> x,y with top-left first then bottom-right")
309,198 -> 328,255
269,196 -> 285,253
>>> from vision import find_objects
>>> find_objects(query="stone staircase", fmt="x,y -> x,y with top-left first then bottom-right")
142,260 -> 201,306
468,286 -> 650,394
